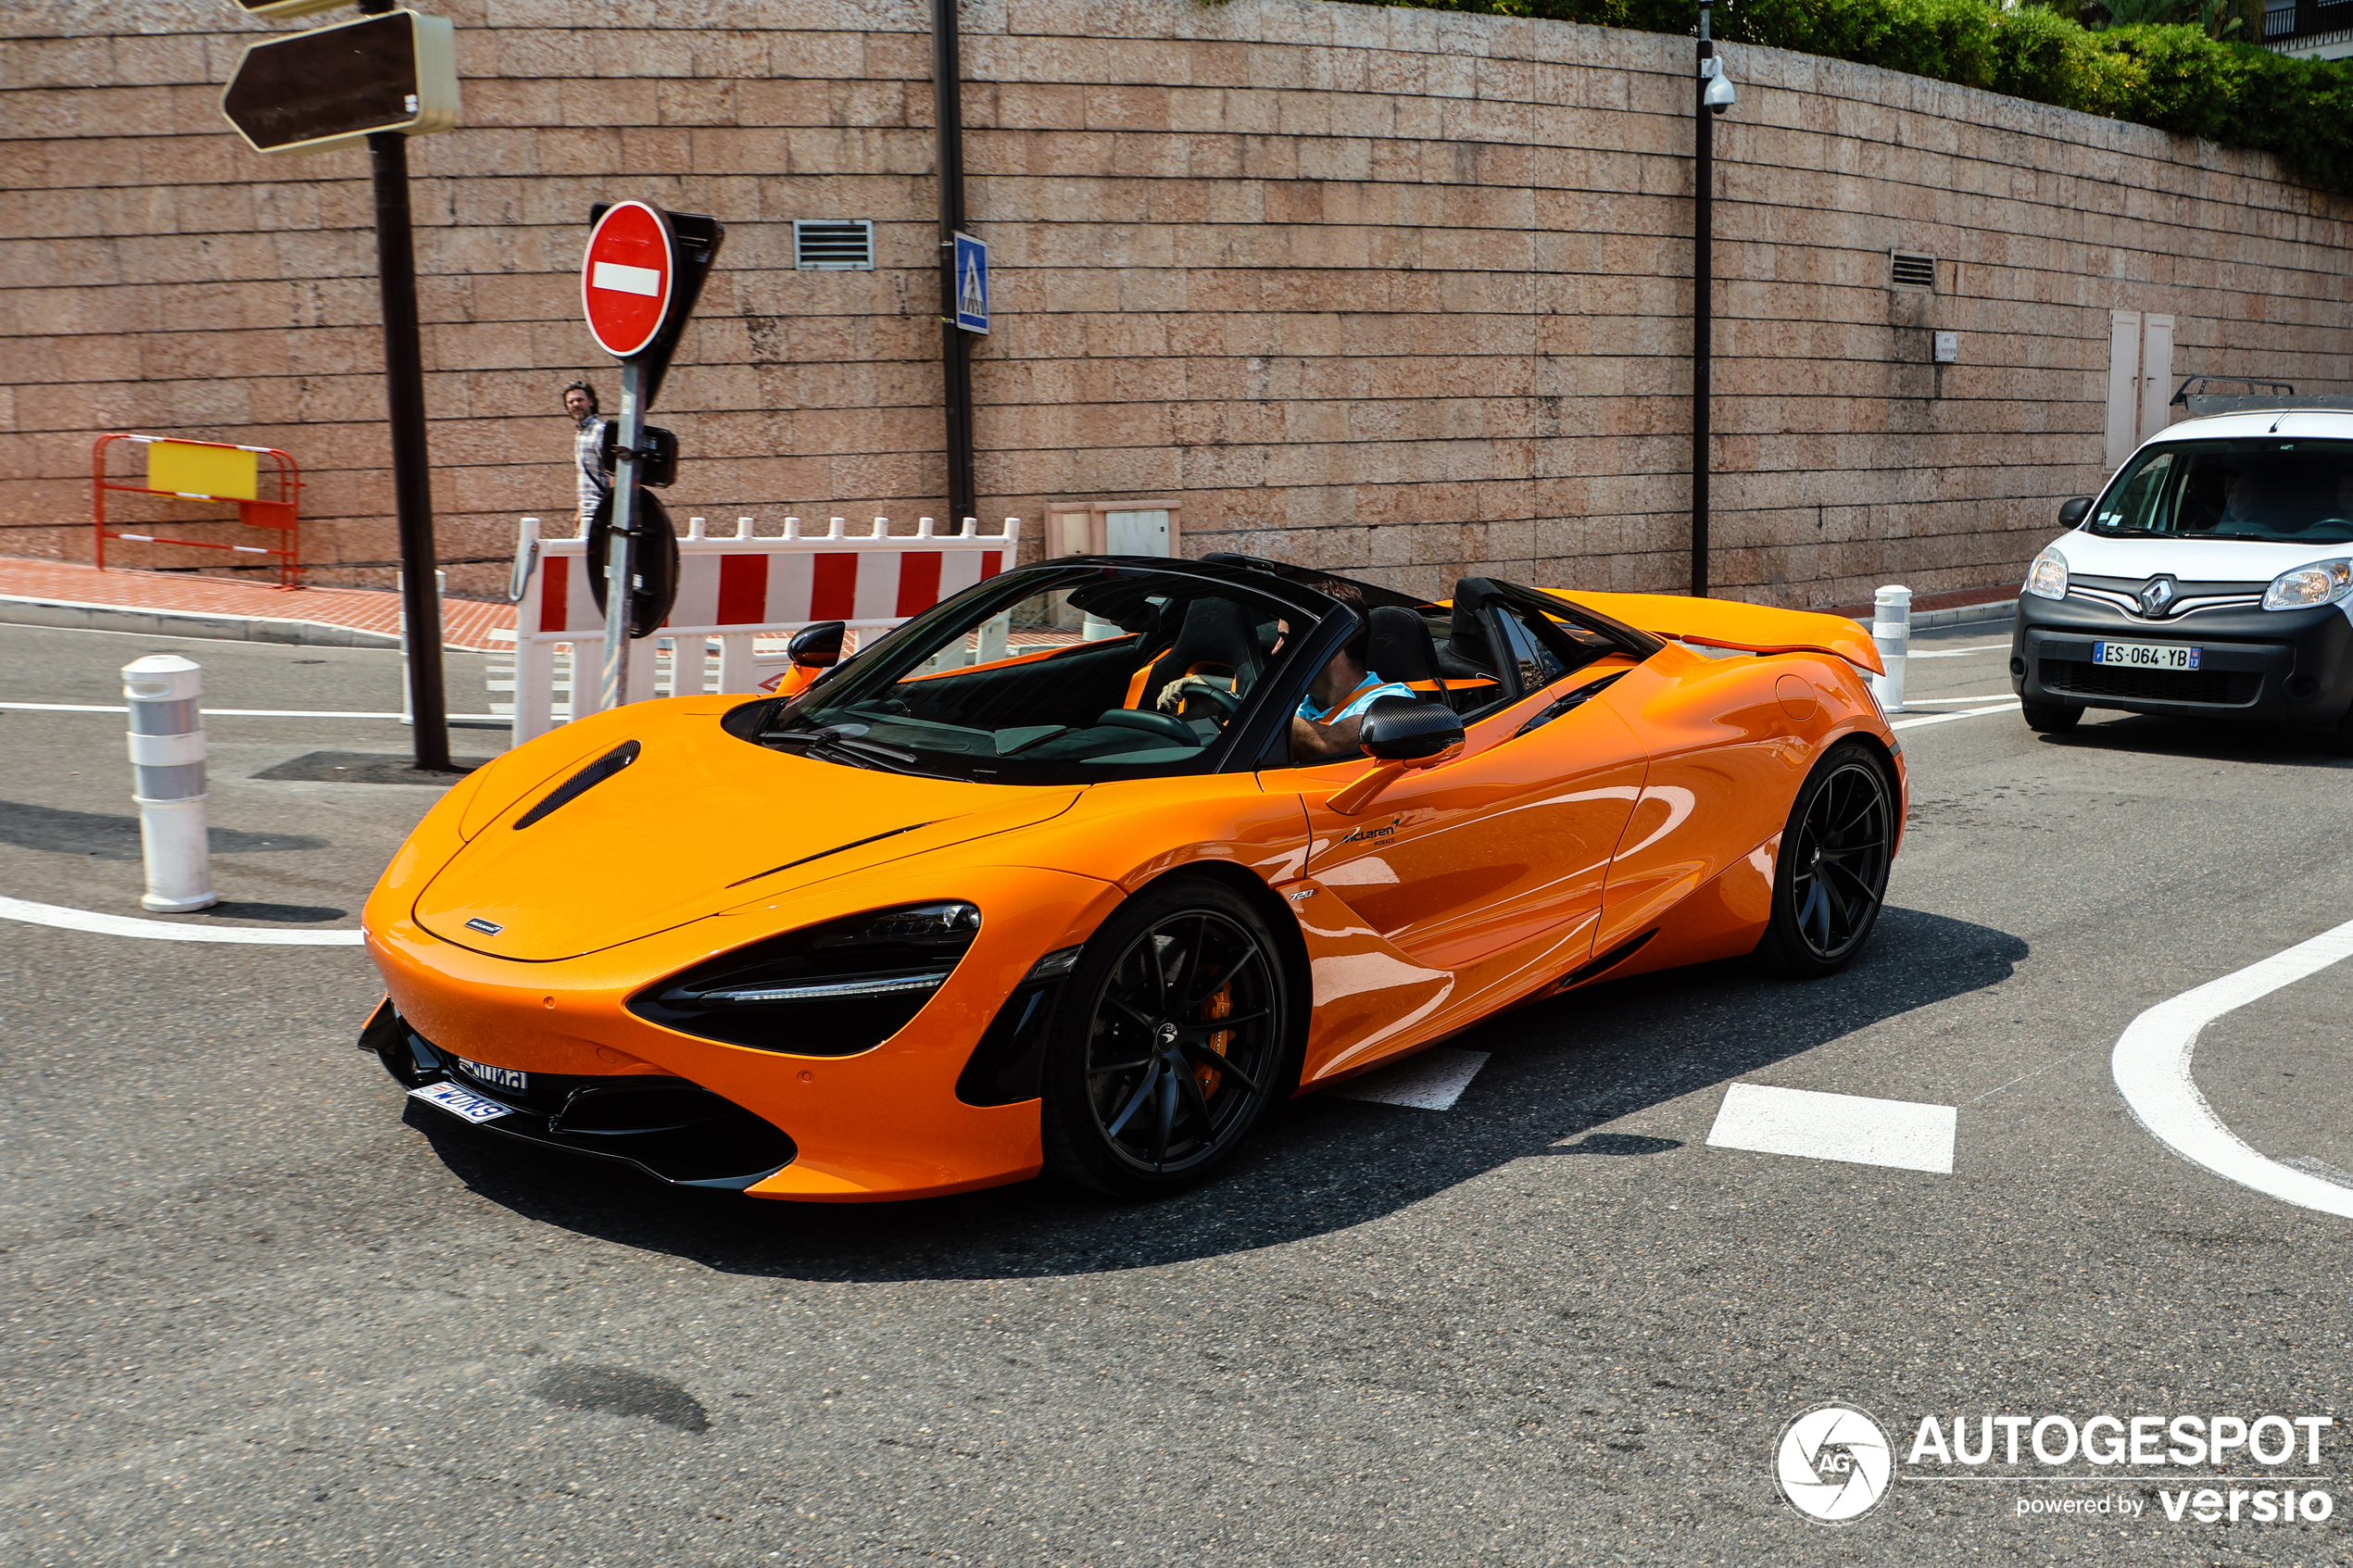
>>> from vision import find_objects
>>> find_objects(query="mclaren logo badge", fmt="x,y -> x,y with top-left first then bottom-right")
464,917 -> 504,935
2137,574 -> 2179,617
1338,817 -> 1403,846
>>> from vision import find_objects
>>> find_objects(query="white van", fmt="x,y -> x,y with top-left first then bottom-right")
2010,383 -> 2353,751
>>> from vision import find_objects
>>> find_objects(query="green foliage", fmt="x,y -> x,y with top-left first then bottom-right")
1341,0 -> 2353,194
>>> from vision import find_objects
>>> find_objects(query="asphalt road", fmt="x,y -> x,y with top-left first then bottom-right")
7,616 -> 2353,1565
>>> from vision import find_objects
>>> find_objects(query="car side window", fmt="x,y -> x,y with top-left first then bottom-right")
1491,606 -> 1567,696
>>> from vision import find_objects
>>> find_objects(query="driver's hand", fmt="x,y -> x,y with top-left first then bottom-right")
1155,673 -> 1227,714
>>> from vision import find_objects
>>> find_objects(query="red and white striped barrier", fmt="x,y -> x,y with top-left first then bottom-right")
504,512 -> 1022,743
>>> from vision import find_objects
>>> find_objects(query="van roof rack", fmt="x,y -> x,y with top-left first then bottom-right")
2171,376 -> 2353,417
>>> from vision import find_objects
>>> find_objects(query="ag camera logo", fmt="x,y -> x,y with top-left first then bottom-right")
1777,1402 -> 1894,1524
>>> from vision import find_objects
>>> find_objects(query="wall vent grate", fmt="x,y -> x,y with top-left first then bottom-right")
1890,250 -> 1936,291
795,220 -> 875,271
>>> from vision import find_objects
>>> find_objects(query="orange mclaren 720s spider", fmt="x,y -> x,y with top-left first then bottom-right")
362,553 -> 1905,1201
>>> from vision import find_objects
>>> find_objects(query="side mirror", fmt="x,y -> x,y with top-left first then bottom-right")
788,621 -> 845,669
1360,698 -> 1464,765
2057,496 -> 2093,528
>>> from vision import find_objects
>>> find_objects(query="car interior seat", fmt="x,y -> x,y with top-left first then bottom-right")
1366,605 -> 1450,709
1139,595 -> 1263,709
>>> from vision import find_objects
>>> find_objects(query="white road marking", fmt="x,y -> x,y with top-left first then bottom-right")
1329,1047 -> 1490,1110
1907,644 -> 2010,659
1898,694 -> 2017,706
0,702 -> 506,720
1705,1083 -> 1957,1173
1890,700 -> 2020,731
2110,916 -> 2353,1220
0,894 -> 365,946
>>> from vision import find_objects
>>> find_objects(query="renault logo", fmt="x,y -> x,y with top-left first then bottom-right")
2137,575 -> 2179,617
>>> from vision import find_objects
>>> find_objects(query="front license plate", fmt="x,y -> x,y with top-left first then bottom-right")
409,1080 -> 513,1123
2093,640 -> 2201,671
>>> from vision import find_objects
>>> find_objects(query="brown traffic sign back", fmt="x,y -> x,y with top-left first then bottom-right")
581,203 -> 674,360
220,10 -> 459,157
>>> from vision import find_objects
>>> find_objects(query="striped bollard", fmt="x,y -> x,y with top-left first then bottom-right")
1870,584 -> 1911,713
122,654 -> 216,912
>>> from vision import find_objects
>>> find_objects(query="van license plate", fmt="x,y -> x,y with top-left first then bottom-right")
2092,641 -> 2200,671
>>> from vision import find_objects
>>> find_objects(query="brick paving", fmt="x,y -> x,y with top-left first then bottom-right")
0,556 -> 515,652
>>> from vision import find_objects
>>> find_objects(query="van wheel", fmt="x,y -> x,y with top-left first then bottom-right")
2021,700 -> 2082,733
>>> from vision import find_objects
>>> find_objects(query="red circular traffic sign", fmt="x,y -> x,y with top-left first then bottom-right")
581,202 -> 673,359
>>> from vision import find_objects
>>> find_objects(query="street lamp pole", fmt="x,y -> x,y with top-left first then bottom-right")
1692,0 -> 1715,599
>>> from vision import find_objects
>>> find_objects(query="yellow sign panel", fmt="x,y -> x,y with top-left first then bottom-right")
146,442 -> 258,501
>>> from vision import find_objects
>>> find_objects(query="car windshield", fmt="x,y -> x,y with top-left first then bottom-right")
2091,438 -> 2353,544
742,564 -> 1320,784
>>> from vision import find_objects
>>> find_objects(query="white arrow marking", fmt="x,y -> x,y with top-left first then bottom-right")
2111,917 -> 2353,1220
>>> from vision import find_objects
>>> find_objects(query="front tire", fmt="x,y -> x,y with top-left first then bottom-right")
1757,742 -> 1896,979
1038,878 -> 1292,1198
2021,699 -> 2082,733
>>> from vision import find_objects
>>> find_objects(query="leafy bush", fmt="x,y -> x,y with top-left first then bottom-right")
1342,0 -> 2353,193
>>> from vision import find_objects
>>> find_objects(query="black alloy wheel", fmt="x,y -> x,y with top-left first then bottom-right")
1759,742 -> 1896,978
1039,879 -> 1291,1198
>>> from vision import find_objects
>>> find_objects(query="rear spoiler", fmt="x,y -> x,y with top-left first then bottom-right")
1541,590 -> 1884,676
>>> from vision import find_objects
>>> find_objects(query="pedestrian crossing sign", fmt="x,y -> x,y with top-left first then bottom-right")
953,232 -> 988,335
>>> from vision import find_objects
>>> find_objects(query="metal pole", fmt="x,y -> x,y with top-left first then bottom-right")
933,0 -> 976,526
598,357 -> 647,712
367,128 -> 450,770
1692,6 -> 1714,600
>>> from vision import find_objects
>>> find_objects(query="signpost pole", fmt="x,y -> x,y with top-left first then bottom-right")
598,358 -> 646,713
366,122 -> 449,770
1691,1 -> 1715,600
932,0 -> 977,526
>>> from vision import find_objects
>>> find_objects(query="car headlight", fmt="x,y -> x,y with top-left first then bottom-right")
2024,546 -> 2069,601
2261,559 -> 2353,611
629,901 -> 981,1056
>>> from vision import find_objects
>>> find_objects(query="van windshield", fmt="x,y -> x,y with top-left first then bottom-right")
2091,439 -> 2353,544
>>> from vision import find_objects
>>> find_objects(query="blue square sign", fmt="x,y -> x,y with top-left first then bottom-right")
953,232 -> 988,335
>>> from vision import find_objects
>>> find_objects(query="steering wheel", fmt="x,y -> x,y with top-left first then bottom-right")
1177,678 -> 1241,718
1096,709 -> 1201,746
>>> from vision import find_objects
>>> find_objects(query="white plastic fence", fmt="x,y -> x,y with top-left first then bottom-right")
497,512 -> 1023,744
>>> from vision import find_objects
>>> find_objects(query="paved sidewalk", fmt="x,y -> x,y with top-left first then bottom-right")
1822,583 -> 2017,629
0,556 -> 514,652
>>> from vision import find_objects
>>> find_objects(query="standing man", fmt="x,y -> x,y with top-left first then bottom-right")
562,380 -> 609,536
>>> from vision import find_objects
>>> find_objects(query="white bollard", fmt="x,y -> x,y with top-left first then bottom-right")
122,654 -> 216,912
1870,584 -> 1911,713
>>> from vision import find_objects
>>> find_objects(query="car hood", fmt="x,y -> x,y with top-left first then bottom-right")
2050,529 -> 2349,584
414,715 -> 1081,961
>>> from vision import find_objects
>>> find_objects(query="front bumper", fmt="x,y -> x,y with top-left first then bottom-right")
361,863 -> 1124,1201
365,998 -> 799,1189
2010,595 -> 2353,726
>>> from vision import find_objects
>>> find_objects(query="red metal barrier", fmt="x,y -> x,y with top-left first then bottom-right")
94,433 -> 304,588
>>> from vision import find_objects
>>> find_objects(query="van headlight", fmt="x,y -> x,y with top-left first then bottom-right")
2024,546 -> 2069,601
2262,559 -> 2353,611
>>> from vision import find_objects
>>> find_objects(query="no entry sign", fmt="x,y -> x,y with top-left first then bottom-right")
581,202 -> 673,359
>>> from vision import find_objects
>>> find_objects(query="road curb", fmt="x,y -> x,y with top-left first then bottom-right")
0,593 -> 424,650
1910,599 -> 2015,631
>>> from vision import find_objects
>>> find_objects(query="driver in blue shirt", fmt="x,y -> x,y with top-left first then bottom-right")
1280,617 -> 1415,760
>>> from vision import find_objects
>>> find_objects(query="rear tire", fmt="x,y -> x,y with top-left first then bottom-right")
2021,700 -> 2082,733
1757,742 -> 1896,979
1038,878 -> 1294,1198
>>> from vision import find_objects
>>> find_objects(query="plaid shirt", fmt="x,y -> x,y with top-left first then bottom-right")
574,414 -> 610,528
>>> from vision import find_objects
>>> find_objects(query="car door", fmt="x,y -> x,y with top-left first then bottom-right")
1282,597 -> 1652,985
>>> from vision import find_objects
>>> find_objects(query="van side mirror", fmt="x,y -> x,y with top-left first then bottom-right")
787,621 -> 845,669
2058,496 -> 2092,528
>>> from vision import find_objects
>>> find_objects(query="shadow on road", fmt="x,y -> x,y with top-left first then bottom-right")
412,904 -> 2027,1281
0,799 -> 327,859
2041,714 -> 2351,767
